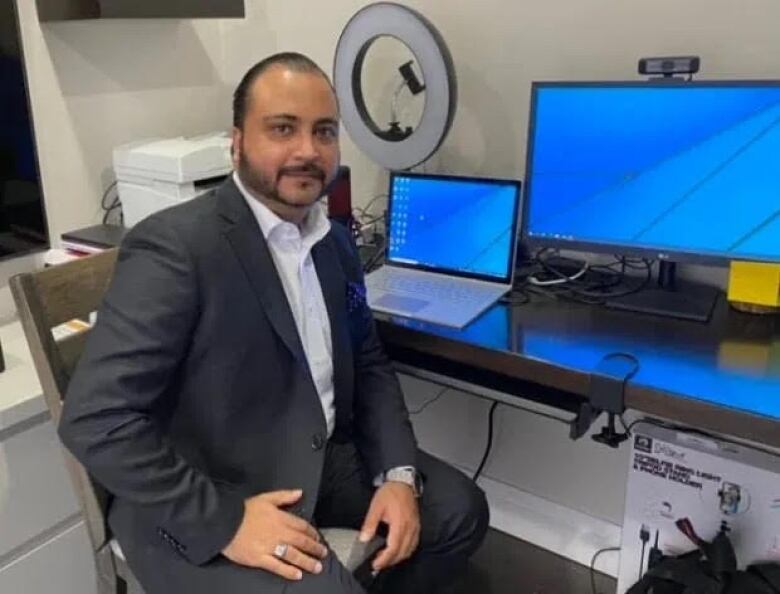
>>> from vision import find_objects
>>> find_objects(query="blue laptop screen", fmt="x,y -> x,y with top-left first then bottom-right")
387,174 -> 520,282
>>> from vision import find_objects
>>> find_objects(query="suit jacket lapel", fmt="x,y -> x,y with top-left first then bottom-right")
218,179 -> 307,365
312,236 -> 354,425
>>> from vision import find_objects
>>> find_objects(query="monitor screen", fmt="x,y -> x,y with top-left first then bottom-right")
524,81 -> 780,264
387,173 -> 521,283
1,0 -> 49,261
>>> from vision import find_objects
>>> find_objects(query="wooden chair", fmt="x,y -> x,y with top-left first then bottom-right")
10,249 -> 381,594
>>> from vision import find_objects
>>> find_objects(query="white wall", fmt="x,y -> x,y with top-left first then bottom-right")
5,0 -> 780,540
10,0 -> 780,255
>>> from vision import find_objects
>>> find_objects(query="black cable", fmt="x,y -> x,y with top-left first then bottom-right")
102,198 -> 122,224
100,181 -> 122,225
563,261 -> 652,299
499,289 -> 531,306
362,235 -> 386,273
357,212 -> 385,227
526,258 -> 653,305
408,387 -> 448,415
639,524 -> 650,580
518,248 -> 655,306
353,194 -> 388,220
590,546 -> 620,594
647,529 -> 664,571
472,401 -> 499,481
618,413 -> 631,436
100,180 -> 118,210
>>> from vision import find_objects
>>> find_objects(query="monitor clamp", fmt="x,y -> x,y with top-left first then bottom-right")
570,353 -> 640,447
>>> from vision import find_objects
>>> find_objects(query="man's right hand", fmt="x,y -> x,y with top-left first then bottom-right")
222,489 -> 328,581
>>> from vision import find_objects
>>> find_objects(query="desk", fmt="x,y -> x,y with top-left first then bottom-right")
376,296 -> 780,448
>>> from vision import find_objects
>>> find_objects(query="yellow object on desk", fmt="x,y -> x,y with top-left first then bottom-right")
727,261 -> 780,310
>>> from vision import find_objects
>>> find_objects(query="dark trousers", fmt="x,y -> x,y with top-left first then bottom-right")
312,442 -> 490,594
119,445 -> 488,594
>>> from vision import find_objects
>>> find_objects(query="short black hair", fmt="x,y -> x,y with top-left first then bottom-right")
232,52 -> 333,129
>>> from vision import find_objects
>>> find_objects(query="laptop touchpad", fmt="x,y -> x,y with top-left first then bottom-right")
375,294 -> 429,312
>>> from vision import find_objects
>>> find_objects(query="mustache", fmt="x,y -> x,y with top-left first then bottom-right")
277,165 -> 326,182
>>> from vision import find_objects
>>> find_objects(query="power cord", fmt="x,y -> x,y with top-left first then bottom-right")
528,261 -> 590,286
408,386 -> 448,415
638,524 -> 650,580
472,401 -> 500,481
517,249 -> 654,306
353,193 -> 388,221
499,289 -> 531,306
362,235 -> 386,273
100,180 -> 122,225
590,546 -> 620,594
647,529 -> 663,571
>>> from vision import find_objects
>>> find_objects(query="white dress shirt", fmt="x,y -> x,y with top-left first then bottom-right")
233,173 -> 416,489
234,172 -> 336,437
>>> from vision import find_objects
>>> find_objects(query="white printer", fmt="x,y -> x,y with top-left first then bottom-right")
113,132 -> 232,227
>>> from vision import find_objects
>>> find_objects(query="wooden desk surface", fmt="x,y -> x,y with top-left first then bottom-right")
376,295 -> 780,447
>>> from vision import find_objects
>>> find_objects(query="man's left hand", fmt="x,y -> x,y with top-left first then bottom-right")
359,482 -> 420,571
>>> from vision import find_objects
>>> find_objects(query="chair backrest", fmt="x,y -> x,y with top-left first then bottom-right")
10,249 -> 118,555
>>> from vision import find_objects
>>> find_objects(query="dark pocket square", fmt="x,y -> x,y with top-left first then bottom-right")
346,281 -> 367,313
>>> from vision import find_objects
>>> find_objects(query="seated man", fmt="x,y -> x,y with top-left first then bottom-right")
59,52 -> 488,594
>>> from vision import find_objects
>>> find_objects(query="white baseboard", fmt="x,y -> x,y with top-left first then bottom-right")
470,470 -> 623,577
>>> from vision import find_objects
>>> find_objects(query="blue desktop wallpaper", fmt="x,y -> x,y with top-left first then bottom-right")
387,176 -> 519,279
526,85 -> 780,262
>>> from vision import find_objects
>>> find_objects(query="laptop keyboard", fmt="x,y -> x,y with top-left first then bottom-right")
370,273 -> 497,304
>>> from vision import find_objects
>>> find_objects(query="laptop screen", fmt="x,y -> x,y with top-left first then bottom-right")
386,173 -> 521,283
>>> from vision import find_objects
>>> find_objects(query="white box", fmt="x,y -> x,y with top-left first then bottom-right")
617,423 -> 780,593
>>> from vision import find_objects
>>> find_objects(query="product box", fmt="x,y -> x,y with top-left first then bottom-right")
617,423 -> 780,593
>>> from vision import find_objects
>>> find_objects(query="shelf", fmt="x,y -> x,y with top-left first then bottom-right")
36,0 -> 244,21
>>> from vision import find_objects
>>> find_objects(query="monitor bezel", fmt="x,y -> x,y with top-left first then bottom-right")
522,79 -> 780,266
386,171 -> 523,284
0,0 -> 51,263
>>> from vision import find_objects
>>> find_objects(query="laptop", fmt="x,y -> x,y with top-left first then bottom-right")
366,172 -> 522,328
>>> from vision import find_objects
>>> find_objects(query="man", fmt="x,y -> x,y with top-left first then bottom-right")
59,53 -> 488,594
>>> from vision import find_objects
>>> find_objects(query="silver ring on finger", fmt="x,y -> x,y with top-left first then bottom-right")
273,543 -> 289,560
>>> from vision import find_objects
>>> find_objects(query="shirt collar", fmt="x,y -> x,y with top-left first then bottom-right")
233,171 -> 331,248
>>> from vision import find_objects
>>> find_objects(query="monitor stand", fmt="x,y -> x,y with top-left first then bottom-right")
605,262 -> 721,323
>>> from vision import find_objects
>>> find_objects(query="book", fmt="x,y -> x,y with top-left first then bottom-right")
60,224 -> 126,254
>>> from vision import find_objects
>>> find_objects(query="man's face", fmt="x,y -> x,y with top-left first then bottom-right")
232,65 -> 340,215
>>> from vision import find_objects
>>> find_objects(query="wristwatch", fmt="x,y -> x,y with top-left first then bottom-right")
383,467 -> 424,498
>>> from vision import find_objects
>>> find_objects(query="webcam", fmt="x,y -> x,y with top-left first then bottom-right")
638,56 -> 700,79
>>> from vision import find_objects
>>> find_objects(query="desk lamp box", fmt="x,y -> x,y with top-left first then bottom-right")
617,423 -> 780,593
728,261 -> 780,310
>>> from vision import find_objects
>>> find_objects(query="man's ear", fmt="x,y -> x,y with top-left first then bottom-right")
231,127 -> 242,169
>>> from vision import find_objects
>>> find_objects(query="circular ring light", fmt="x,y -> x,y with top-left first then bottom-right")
333,2 -> 457,170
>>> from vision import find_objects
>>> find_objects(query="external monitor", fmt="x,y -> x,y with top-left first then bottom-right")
1,0 -> 50,261
523,80 -> 780,320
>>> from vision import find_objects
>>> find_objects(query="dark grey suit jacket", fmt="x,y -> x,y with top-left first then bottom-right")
59,178 -> 417,585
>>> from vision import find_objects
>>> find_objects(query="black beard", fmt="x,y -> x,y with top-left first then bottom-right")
237,149 -> 328,208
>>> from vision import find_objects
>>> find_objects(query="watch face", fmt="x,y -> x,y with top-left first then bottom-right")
387,469 -> 423,497
413,472 -> 424,497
